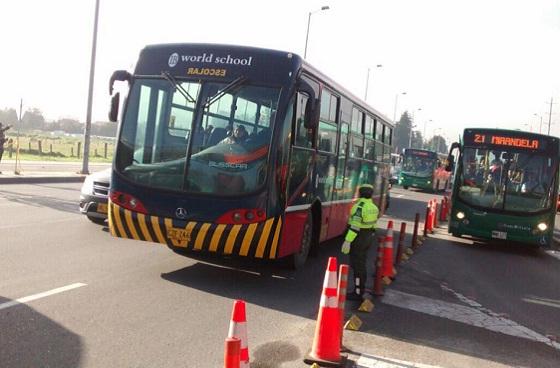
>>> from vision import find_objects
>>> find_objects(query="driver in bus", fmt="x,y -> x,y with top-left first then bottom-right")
521,171 -> 545,195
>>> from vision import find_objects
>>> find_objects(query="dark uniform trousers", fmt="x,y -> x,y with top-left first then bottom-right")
349,228 -> 375,288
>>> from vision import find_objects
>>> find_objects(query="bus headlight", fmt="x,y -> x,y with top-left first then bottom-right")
456,211 -> 465,220
537,222 -> 548,231
427,181 -> 431,184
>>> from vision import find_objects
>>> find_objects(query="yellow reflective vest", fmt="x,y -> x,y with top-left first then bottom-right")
344,198 -> 379,243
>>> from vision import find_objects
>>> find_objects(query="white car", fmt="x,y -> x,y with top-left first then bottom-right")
79,168 -> 111,224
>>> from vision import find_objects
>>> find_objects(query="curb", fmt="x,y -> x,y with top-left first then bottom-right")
0,176 -> 86,184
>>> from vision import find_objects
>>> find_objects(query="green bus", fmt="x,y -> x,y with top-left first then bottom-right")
446,128 -> 560,247
398,148 -> 451,191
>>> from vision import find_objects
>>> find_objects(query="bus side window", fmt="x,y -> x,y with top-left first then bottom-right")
294,92 -> 314,148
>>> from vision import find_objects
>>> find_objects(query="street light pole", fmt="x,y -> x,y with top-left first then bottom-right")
392,91 -> 407,123
364,64 -> 382,102
423,119 -> 432,149
547,97 -> 554,135
81,0 -> 100,175
304,6 -> 330,59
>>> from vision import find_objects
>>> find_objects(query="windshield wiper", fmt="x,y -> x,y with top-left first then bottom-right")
203,76 -> 247,109
161,71 -> 196,104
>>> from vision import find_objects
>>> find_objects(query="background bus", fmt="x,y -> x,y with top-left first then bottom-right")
446,128 -> 559,247
107,43 -> 393,268
398,148 -> 451,191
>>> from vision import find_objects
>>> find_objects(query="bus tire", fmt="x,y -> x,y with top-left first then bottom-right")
291,212 -> 313,270
403,186 -> 409,190
87,215 -> 106,225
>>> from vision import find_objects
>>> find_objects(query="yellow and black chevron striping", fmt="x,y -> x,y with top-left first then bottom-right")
108,201 -> 283,259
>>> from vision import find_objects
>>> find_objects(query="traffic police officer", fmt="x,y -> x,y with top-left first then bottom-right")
341,184 -> 379,300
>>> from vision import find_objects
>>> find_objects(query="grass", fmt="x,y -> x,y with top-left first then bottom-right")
4,132 -> 114,163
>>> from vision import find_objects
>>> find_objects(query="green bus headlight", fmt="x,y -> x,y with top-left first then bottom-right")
537,222 -> 548,231
456,211 -> 465,220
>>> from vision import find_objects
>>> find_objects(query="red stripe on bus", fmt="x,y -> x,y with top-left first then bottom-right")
224,146 -> 268,164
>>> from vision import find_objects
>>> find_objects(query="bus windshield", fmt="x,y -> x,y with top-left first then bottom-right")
116,78 -> 280,195
458,147 -> 556,212
402,155 -> 435,176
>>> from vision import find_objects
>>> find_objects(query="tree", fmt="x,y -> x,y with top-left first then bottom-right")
426,135 -> 448,153
0,108 -> 18,126
393,111 -> 414,153
22,108 -> 45,130
410,130 -> 424,149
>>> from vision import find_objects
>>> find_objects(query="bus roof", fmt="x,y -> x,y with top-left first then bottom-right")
302,60 -> 393,126
135,43 -> 393,128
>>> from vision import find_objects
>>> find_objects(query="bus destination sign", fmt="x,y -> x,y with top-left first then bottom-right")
465,131 -> 545,151
406,149 -> 434,157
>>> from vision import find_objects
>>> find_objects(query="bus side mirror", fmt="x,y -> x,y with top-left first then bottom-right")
445,154 -> 455,172
109,92 -> 120,122
109,70 -> 132,95
298,79 -> 319,130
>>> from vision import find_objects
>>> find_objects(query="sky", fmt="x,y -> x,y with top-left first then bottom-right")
1,0 -> 559,143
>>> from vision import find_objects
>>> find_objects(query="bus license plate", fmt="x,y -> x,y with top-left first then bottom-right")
97,203 -> 108,214
491,231 -> 507,240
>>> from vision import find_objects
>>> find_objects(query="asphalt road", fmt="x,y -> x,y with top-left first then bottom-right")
1,183 -> 559,367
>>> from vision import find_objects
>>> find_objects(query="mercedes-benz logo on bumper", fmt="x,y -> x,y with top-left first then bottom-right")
175,207 -> 188,219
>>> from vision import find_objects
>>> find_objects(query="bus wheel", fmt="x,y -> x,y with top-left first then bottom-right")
292,212 -> 313,270
403,186 -> 409,190
87,215 -> 106,225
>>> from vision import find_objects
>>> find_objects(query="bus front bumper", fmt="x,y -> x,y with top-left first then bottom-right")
399,174 -> 431,189
449,210 -> 553,247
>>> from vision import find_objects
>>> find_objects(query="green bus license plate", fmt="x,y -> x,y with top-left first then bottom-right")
491,231 -> 507,240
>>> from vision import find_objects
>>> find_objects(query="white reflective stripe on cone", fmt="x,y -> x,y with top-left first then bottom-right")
228,322 -> 248,349
320,294 -> 338,308
323,271 -> 337,289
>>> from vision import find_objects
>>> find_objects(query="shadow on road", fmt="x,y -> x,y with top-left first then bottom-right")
0,296 -> 83,368
0,188 -> 78,214
161,238 -> 345,319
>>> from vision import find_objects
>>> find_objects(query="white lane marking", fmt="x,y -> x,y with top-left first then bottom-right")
357,353 -> 442,368
544,250 -> 560,261
394,194 -> 404,198
0,283 -> 87,311
383,289 -> 560,351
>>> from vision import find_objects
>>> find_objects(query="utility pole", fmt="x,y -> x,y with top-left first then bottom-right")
81,0 -> 100,175
547,97 -> 554,135
364,68 -> 370,101
14,99 -> 23,175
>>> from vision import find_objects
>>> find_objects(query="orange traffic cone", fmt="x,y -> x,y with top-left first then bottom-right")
224,337 -> 241,368
382,221 -> 395,279
304,257 -> 344,366
228,300 -> 249,368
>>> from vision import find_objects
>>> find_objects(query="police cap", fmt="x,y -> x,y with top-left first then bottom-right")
358,184 -> 374,198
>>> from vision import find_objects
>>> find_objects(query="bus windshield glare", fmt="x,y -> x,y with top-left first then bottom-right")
116,78 -> 280,195
458,147 -> 556,212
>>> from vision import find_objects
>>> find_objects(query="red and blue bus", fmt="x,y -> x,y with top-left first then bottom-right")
107,43 -> 393,268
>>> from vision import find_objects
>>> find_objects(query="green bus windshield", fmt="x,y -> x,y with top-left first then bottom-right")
402,155 -> 435,176
458,147 -> 556,213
